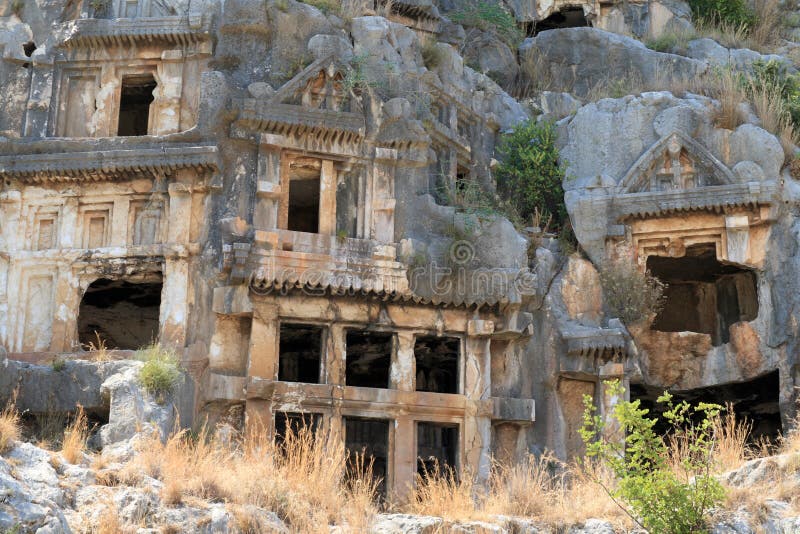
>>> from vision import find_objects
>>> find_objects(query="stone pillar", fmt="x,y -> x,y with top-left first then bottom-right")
319,160 -> 337,236
154,50 -> 185,135
50,265 -> 78,352
326,324 -> 346,386
245,399 -> 273,440
161,258 -> 189,347
167,183 -> 192,244
94,63 -> 117,138
247,303 -> 279,380
24,61 -> 54,138
463,319 -> 494,483
390,332 -> 415,391
110,198 -> 130,246
255,135 -> 283,230
371,148 -> 397,243
391,416 -> 416,502
598,362 -> 626,445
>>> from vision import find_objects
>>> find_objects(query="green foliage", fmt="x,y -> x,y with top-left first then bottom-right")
342,53 -> 374,93
750,59 -> 800,127
599,255 -> 665,325
51,357 -> 66,372
137,344 -> 182,401
421,39 -> 445,70
688,0 -> 755,29
580,380 -> 726,534
449,1 -> 523,48
301,0 -> 339,14
494,120 -> 567,230
645,33 -> 680,52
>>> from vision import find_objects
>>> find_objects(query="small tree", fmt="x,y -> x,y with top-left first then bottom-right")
494,120 -> 568,230
599,255 -> 665,325
580,380 -> 726,534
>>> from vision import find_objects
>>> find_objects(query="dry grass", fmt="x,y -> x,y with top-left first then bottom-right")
83,331 -> 113,362
404,455 -> 628,530
0,395 -> 21,455
711,407 -> 752,473
127,424 -> 379,531
750,0 -> 783,51
61,406 -> 89,464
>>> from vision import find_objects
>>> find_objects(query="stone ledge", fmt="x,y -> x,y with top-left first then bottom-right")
55,16 -> 213,49
491,397 -> 535,424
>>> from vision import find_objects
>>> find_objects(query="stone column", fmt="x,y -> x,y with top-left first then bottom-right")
246,302 -> 279,380
50,265 -> 79,352
598,362 -> 626,445
326,324 -> 346,386
371,148 -> 397,243
463,319 -> 494,483
318,160 -> 337,236
391,416 -> 416,502
161,258 -> 189,347
154,50 -> 185,135
167,183 -> 191,244
110,198 -> 130,246
255,134 -> 283,230
390,332 -> 415,391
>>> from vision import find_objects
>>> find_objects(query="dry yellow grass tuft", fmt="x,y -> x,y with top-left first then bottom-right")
710,406 -> 751,473
61,405 -> 89,464
0,396 -> 21,455
129,423 -> 378,531
404,455 -> 628,530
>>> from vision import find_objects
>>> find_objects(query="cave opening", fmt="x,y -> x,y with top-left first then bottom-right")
630,370 -> 782,444
345,330 -> 393,389
287,160 -> 321,233
77,276 -> 162,350
528,7 -> 589,36
417,422 -> 459,479
278,323 -> 324,383
647,245 -> 758,346
345,417 -> 389,497
414,335 -> 460,394
117,74 -> 156,136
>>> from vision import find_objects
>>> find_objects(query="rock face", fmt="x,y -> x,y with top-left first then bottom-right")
2,0 -> 800,524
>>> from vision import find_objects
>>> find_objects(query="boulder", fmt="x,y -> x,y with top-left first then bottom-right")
519,28 -> 707,98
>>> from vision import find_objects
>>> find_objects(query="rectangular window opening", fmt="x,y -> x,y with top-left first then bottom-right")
117,74 -> 156,136
345,417 -> 389,497
345,330 -> 393,389
287,160 -> 322,233
417,422 -> 459,479
278,323 -> 324,384
414,335 -> 460,394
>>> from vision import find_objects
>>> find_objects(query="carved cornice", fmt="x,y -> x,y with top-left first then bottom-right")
54,16 -> 213,48
0,144 -> 219,183
611,182 -> 776,220
234,100 -> 365,145
562,326 -> 628,359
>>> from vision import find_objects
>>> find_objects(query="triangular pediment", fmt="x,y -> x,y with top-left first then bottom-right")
270,55 -> 362,114
619,131 -> 736,194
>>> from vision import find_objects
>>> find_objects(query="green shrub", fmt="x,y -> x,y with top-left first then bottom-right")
449,1 -> 523,49
598,255 -> 665,325
137,344 -> 181,401
688,0 -> 755,29
580,380 -> 726,534
750,59 -> 800,127
494,120 -> 567,229
51,357 -> 67,372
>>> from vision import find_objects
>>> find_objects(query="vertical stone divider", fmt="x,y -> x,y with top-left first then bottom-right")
319,159 -> 337,235
245,301 -> 279,440
371,148 -> 397,243
160,182 -> 192,346
154,50 -> 184,135
110,197 -> 130,246
598,362 -> 627,446
464,319 -> 494,484
390,332 -> 417,502
255,134 -> 283,230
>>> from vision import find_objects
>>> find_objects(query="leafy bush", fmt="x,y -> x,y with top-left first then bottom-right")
580,380 -> 726,534
494,120 -> 567,229
599,255 -> 665,325
750,59 -> 800,127
449,1 -> 523,48
688,0 -> 755,29
137,344 -> 182,401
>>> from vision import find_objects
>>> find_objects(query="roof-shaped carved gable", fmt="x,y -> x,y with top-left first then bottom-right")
619,131 -> 736,194
271,55 -> 363,114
